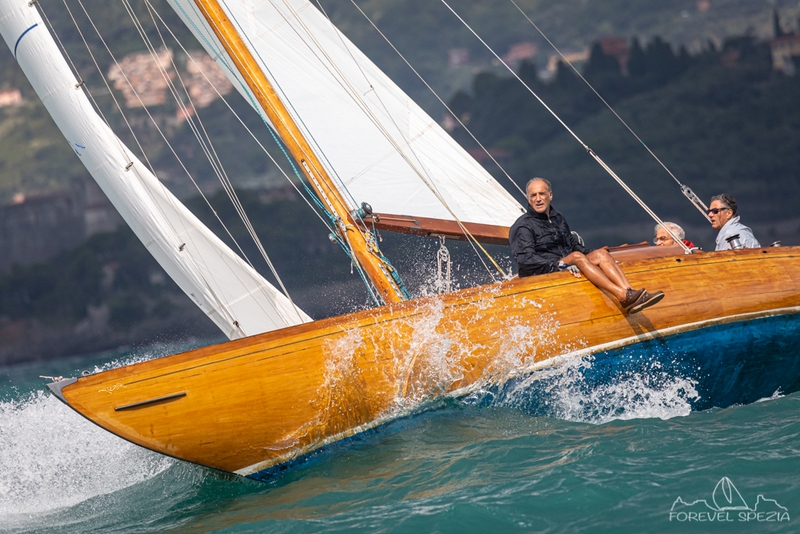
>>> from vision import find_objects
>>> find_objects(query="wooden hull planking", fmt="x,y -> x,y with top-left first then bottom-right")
52,248 -> 800,477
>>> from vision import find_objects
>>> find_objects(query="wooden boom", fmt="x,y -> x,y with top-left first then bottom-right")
50,248 -> 800,477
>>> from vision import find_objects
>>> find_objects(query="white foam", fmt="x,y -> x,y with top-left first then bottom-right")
0,390 -> 173,518
500,356 -> 700,423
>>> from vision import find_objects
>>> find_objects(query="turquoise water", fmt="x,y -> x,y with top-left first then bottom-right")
1,343 -> 798,533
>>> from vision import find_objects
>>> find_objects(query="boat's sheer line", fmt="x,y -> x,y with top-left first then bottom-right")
136,0 -> 305,322
236,303 -> 800,476
345,0 -> 523,200
69,0 -> 248,332
272,0 -> 502,279
439,0 -> 692,254
507,0 -> 712,224
310,0 -> 504,279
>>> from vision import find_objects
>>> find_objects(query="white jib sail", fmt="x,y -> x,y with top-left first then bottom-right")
0,0 -> 310,339
167,0 -> 524,228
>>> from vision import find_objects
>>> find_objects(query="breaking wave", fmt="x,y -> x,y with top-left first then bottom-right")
460,354 -> 700,423
0,391 -> 173,519
318,294 -> 699,431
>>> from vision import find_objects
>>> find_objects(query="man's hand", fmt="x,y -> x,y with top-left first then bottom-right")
558,260 -> 582,278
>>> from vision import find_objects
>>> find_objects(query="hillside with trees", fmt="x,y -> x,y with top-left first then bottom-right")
1,0 -> 798,204
448,33 -> 800,246
1,1 -> 800,362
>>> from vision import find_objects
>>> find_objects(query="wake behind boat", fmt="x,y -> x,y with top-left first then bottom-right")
2,0 -> 799,481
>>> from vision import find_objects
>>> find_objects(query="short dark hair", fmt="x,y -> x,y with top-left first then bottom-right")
526,177 -> 552,194
710,193 -> 738,216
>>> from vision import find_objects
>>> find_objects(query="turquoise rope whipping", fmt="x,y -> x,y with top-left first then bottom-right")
369,219 -> 412,300
271,127 -> 382,305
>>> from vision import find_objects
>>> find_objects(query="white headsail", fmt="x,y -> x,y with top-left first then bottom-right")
0,0 -> 310,338
167,0 -> 524,228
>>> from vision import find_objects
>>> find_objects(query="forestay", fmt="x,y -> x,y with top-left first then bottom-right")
167,0 -> 524,228
0,0 -> 310,339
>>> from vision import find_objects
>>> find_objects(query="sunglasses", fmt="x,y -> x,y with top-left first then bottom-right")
707,207 -> 730,215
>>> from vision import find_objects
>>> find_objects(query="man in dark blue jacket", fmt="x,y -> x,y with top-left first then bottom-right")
509,178 -> 664,314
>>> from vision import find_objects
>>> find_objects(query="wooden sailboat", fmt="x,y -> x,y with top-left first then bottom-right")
45,247 -> 800,479
3,0 -> 799,481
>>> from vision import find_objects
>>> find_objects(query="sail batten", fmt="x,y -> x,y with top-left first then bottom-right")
0,0 -> 311,339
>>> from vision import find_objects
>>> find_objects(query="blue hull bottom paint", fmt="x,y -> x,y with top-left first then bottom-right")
489,312 -> 800,416
247,313 -> 800,481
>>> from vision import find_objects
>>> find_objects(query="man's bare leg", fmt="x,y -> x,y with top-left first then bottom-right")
586,249 -> 632,290
561,251 -> 629,301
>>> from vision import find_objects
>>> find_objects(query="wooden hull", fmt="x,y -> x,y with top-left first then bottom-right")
49,248 -> 800,478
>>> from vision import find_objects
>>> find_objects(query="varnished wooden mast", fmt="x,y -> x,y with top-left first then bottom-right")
192,0 -> 407,303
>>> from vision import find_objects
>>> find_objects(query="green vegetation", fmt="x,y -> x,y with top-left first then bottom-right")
449,35 -> 800,245
2,1 -> 800,360
0,190 -> 353,332
2,0 -> 797,204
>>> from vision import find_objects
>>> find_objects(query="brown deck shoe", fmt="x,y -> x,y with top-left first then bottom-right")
620,288 -> 645,311
628,290 -> 665,314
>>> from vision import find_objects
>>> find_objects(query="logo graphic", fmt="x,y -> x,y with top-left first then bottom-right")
670,477 -> 790,523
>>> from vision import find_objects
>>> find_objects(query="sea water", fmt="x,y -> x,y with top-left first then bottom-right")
1,343 -> 798,533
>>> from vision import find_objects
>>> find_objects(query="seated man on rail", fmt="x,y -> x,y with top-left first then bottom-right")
708,194 -> 760,251
509,177 -> 664,314
654,221 -> 695,248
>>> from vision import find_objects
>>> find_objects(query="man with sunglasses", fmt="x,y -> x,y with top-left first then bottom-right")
708,194 -> 760,251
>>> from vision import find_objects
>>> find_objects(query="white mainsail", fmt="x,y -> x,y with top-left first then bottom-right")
167,0 -> 524,228
0,0 -> 310,338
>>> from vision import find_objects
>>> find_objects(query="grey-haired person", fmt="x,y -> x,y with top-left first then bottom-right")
509,177 -> 664,314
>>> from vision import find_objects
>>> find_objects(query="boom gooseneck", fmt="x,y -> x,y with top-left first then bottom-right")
191,0 -> 408,304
